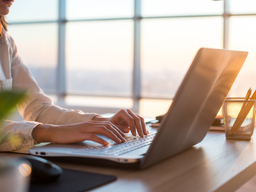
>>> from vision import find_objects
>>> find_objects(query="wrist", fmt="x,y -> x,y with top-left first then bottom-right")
32,124 -> 55,143
92,115 -> 109,121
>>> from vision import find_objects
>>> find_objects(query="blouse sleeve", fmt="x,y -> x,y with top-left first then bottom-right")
0,120 -> 41,152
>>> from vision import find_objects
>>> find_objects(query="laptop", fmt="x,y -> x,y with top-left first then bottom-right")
30,48 -> 248,169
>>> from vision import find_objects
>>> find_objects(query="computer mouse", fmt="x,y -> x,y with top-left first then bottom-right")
22,156 -> 63,183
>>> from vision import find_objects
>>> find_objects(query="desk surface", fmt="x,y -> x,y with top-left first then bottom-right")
2,131 -> 256,192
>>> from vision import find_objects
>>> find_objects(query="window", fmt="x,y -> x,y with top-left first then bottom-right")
66,20 -> 133,97
8,24 -> 58,92
6,0 -> 256,117
141,17 -> 223,99
228,16 -> 256,96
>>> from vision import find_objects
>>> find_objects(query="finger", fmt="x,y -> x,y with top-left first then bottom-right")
137,115 -> 148,135
90,121 -> 126,137
90,121 -> 126,142
83,133 -> 109,146
126,109 -> 144,137
118,109 -> 137,136
105,123 -> 127,142
95,126 -> 122,143
116,125 -> 130,133
87,125 -> 123,143
109,122 -> 126,137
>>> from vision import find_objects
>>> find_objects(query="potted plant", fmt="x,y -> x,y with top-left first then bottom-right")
0,90 -> 31,192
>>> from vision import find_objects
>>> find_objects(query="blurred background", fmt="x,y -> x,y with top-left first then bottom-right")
6,0 -> 256,117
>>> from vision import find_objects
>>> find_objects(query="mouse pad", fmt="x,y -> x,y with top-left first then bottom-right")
29,168 -> 117,192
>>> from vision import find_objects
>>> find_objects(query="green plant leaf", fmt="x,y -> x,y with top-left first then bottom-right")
0,90 -> 27,120
0,90 -> 27,146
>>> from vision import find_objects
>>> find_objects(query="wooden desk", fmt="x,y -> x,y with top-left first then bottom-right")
2,131 -> 256,192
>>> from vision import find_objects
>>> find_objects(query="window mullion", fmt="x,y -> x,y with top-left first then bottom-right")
57,0 -> 67,103
132,0 -> 142,113
223,0 -> 230,49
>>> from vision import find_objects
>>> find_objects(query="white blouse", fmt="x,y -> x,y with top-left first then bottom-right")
0,27 -> 98,153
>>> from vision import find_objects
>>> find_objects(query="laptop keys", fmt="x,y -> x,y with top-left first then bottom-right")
71,132 -> 156,156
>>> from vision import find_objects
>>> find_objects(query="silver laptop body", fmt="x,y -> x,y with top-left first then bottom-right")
29,48 -> 248,169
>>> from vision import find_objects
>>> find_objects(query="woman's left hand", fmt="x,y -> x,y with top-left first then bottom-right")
93,109 -> 148,137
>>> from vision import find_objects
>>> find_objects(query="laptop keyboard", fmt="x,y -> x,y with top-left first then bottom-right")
71,132 -> 156,156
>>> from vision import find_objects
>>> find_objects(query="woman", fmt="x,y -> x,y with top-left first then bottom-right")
0,0 -> 148,152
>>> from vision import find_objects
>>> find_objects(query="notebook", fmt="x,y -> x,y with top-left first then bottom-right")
30,48 -> 248,169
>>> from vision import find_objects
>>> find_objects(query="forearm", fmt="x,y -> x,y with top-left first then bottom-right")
32,115 -> 112,143
31,120 -> 126,146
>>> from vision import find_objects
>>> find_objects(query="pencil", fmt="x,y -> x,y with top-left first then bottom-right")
233,90 -> 256,134
230,89 -> 256,134
229,88 -> 252,134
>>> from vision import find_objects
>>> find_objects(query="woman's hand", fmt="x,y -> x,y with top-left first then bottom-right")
32,121 -> 127,146
32,109 -> 148,146
93,109 -> 148,137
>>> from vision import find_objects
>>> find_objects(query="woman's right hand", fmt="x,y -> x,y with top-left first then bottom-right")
32,121 -> 127,146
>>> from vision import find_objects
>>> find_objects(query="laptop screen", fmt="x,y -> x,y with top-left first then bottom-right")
142,48 -> 248,169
